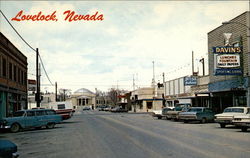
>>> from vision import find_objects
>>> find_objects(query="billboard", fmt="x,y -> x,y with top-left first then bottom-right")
213,46 -> 242,75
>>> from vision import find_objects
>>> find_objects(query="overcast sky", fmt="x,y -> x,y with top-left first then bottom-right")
0,1 -> 249,93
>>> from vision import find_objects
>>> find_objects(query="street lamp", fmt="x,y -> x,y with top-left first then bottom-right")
222,19 -> 250,107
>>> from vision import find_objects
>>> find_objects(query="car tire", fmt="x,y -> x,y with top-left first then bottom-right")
10,123 -> 20,133
220,123 -> 226,128
46,123 -> 55,129
241,127 -> 248,132
200,118 -> 206,124
157,116 -> 162,119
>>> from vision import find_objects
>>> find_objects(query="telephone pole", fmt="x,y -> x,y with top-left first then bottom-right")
36,48 -> 40,107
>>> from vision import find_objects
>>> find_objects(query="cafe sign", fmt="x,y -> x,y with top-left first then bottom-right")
213,46 -> 242,76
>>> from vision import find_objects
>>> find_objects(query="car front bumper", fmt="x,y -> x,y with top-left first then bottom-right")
233,122 -> 250,127
215,119 -> 232,124
0,125 -> 11,129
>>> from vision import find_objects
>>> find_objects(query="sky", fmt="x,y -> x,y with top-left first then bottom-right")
0,1 -> 249,93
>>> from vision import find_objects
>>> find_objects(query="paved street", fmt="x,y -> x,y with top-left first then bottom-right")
0,110 -> 250,158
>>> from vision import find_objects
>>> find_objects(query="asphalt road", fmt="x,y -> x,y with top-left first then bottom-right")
0,110 -> 249,158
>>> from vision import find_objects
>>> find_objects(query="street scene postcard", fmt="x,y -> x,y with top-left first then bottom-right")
0,1 -> 250,158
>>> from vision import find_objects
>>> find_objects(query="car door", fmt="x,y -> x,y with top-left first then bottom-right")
35,110 -> 46,127
25,111 -> 37,128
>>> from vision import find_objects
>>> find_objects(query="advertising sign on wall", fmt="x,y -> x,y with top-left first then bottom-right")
213,46 -> 242,75
184,76 -> 197,86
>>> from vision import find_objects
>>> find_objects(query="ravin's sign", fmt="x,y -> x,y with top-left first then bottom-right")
184,76 -> 197,86
213,46 -> 242,76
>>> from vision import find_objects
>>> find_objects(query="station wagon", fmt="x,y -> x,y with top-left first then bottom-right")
0,109 -> 62,133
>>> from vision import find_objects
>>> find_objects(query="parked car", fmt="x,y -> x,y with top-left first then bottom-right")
55,109 -> 75,120
98,105 -> 108,111
0,140 -> 19,158
215,107 -> 250,128
179,107 -> 215,123
152,110 -> 163,119
0,109 -> 62,133
232,108 -> 250,132
161,107 -> 173,119
166,104 -> 190,121
152,107 -> 173,119
103,106 -> 113,112
82,106 -> 91,111
110,107 -> 128,113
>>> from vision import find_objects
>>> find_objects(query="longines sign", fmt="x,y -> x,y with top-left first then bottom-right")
213,46 -> 242,76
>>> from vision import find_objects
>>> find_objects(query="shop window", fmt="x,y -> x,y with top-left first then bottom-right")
146,102 -> 153,109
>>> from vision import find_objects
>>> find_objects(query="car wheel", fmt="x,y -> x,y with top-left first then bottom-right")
241,127 -> 248,132
157,116 -> 162,119
46,123 -> 55,129
220,123 -> 226,128
200,118 -> 206,124
10,123 -> 20,133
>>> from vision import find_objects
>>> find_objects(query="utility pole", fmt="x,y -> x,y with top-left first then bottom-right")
133,74 -> 135,91
36,48 -> 40,107
162,72 -> 165,83
55,82 -> 57,102
192,51 -> 194,75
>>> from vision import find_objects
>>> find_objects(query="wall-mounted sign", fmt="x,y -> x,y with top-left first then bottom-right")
184,76 -> 197,86
213,46 -> 242,76
216,54 -> 240,68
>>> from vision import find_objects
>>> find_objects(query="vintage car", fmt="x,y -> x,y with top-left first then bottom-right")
166,103 -> 191,121
0,109 -> 62,133
215,107 -> 250,128
179,107 -> 215,123
55,109 -> 75,120
232,109 -> 250,132
0,140 -> 19,158
110,107 -> 128,113
152,107 -> 173,119
152,109 -> 163,119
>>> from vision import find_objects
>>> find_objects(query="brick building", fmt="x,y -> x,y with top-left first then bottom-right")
0,33 -> 28,118
208,11 -> 250,112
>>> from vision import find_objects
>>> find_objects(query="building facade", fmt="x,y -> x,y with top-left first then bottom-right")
70,88 -> 96,109
131,86 -> 164,112
0,33 -> 28,118
208,11 -> 250,112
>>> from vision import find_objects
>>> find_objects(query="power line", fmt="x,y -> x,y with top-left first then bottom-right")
0,10 -> 54,86
39,54 -> 54,86
0,10 -> 36,52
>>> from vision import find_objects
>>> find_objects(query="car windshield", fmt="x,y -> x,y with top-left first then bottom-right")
223,108 -> 244,113
188,108 -> 202,112
13,111 -> 25,117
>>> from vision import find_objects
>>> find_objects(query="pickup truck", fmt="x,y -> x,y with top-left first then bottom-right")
215,107 -> 250,128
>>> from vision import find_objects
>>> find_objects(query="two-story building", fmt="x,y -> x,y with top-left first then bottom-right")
0,33 -> 28,118
208,11 -> 250,112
